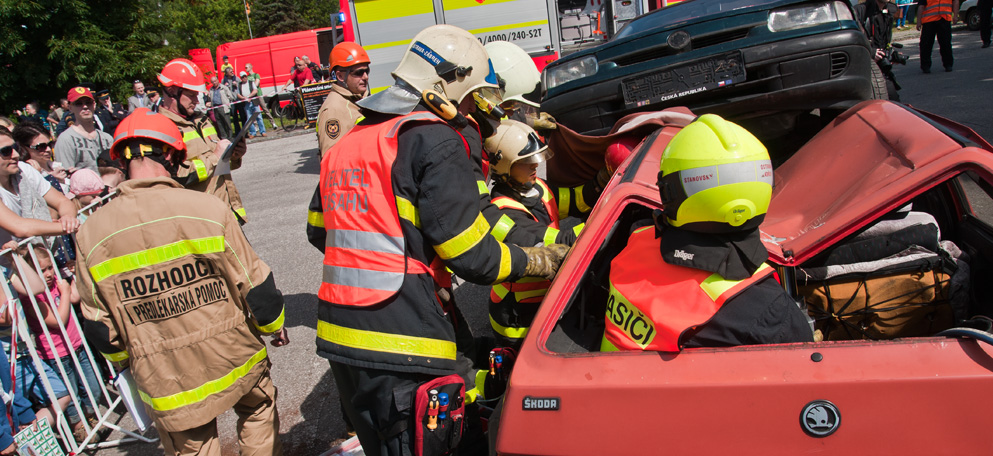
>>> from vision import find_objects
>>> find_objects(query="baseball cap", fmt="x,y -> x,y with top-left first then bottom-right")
67,86 -> 95,103
69,168 -> 106,197
239,71 -> 247,77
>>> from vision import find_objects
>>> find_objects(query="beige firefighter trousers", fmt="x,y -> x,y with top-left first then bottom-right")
159,373 -> 282,456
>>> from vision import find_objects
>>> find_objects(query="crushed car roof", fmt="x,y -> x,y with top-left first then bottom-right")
761,100 -> 992,265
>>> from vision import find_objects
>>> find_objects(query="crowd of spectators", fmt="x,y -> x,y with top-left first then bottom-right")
0,89 -> 124,451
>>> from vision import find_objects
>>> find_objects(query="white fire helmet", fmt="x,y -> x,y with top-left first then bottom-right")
485,119 -> 553,178
485,41 -> 540,108
392,25 -> 502,106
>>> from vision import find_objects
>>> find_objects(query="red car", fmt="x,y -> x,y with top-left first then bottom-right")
494,100 -> 993,454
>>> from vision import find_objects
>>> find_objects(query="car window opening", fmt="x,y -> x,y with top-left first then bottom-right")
546,170 -> 993,354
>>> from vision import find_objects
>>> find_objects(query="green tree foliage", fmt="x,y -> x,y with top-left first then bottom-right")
251,0 -> 340,38
0,0 -> 339,111
162,0 -> 250,55
0,0 -> 172,109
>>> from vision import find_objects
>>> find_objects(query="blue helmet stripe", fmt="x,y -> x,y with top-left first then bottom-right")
410,41 -> 446,67
485,59 -> 499,85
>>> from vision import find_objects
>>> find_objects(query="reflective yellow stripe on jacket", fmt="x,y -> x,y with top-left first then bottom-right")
396,196 -> 420,228
255,308 -> 285,333
89,236 -> 226,283
542,227 -> 560,246
308,210 -> 325,228
191,159 -> 209,182
182,126 -> 218,142
317,320 -> 457,360
139,347 -> 268,412
434,213 -> 489,260
491,215 -> 515,242
102,350 -> 130,362
490,314 -> 529,339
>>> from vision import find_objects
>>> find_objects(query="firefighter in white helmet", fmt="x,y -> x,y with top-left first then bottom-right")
484,41 -> 556,131
310,25 -> 569,456
485,119 -> 610,347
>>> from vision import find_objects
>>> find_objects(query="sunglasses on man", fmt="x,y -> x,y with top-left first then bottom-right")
350,68 -> 370,77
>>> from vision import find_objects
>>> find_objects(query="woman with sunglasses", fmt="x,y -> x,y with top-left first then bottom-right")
0,128 -> 79,251
11,122 -> 69,194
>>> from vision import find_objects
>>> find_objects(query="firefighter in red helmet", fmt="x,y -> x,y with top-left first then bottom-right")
315,42 -> 372,157
157,58 -> 250,223
77,108 -> 289,456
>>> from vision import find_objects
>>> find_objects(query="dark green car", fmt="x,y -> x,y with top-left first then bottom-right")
541,0 -> 886,139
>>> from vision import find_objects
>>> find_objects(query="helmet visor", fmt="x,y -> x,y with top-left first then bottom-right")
512,131 -> 553,166
475,86 -> 503,108
505,102 -> 541,127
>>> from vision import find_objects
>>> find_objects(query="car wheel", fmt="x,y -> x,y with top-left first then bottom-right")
870,62 -> 889,100
967,8 -> 980,31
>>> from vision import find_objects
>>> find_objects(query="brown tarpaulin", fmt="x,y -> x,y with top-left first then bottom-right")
545,107 -> 696,187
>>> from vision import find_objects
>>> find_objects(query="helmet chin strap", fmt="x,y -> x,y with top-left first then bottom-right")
166,86 -> 195,119
492,173 -> 535,197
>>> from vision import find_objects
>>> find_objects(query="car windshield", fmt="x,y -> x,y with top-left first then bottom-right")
613,0 -> 783,40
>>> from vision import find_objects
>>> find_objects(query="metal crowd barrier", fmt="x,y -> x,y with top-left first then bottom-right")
0,190 -> 156,453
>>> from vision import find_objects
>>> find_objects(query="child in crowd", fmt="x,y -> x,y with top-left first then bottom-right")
18,245 -> 102,440
0,244 -> 63,435
67,168 -> 107,221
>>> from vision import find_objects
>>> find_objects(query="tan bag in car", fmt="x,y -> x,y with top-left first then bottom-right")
802,269 -> 954,341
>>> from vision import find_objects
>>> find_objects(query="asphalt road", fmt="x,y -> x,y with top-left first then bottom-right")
890,25 -> 993,141
90,26 -> 991,456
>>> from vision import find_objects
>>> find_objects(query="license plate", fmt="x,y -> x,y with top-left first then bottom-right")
621,51 -> 746,109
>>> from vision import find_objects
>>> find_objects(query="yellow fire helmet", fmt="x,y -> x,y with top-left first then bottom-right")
658,114 -> 773,233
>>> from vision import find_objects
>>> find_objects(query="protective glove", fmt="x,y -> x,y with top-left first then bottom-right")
520,244 -> 570,281
530,112 -> 558,132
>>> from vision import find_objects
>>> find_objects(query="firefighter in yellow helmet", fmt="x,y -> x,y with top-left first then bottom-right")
485,119 -> 610,347
75,108 -> 289,455
311,25 -> 569,456
601,114 -> 813,352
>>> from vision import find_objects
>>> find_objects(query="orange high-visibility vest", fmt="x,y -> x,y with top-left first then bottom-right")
602,227 -> 773,351
318,112 -> 447,307
921,0 -> 953,23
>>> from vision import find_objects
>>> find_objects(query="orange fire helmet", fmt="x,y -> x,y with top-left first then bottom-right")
111,108 -> 187,163
157,58 -> 208,93
330,42 -> 371,69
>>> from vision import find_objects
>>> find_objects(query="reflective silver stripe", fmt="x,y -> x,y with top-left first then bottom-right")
133,128 -> 180,146
326,229 -> 403,255
679,159 -> 773,197
385,112 -> 440,139
323,264 -> 404,291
